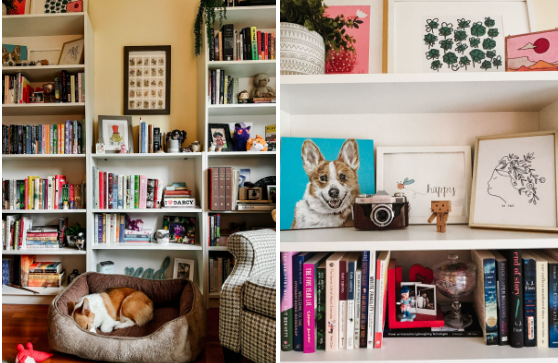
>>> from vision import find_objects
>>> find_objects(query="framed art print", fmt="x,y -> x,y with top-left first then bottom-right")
58,38 -> 84,65
208,123 -> 233,152
97,115 -> 134,153
505,29 -> 558,72
124,46 -> 171,115
173,258 -> 195,282
470,131 -> 558,232
28,48 -> 60,65
376,146 -> 472,224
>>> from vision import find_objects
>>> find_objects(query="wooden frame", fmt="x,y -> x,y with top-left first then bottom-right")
97,115 -> 134,154
384,0 -> 536,73
469,130 -> 558,232
208,123 -> 233,152
28,48 -> 61,65
376,146 -> 472,224
173,258 -> 196,281
123,45 -> 171,115
504,28 -> 558,71
58,38 -> 84,65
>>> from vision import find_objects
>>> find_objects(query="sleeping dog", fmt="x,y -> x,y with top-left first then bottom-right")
292,139 -> 360,229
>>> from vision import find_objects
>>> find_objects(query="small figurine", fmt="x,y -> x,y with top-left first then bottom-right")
249,74 -> 276,99
233,122 -> 251,151
246,135 -> 268,152
238,90 -> 250,103
208,142 -> 216,152
98,261 -> 114,274
191,141 -> 201,152
119,144 -> 128,154
96,141 -> 105,154
399,286 -> 416,322
75,232 -> 85,250
126,214 -> 144,231
67,269 -> 80,285
428,200 -> 451,233
155,229 -> 170,244
15,342 -> 53,363
167,130 -> 187,151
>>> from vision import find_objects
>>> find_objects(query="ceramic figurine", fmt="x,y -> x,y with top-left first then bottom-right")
399,286 -> 416,322
208,142 -> 216,152
155,229 -> 170,244
428,200 -> 451,233
238,90 -> 250,103
96,142 -> 105,154
119,144 -> 128,154
233,122 -> 251,151
75,232 -> 85,250
191,141 -> 201,152
249,74 -> 276,99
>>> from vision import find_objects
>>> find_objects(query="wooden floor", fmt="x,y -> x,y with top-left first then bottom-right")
2,304 -> 249,363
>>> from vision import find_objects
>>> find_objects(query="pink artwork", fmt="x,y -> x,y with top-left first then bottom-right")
324,5 -> 371,74
506,29 -> 558,72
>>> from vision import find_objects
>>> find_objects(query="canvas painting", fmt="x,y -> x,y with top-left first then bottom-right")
281,137 -> 375,230
422,16 -> 505,72
323,5 -> 371,74
506,29 -> 558,72
471,133 -> 557,230
2,44 -> 28,66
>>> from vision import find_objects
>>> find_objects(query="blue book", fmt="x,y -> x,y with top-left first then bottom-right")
359,251 -> 370,348
548,254 -> 558,348
473,250 -> 498,345
491,250 -> 509,346
98,214 -> 103,242
293,252 -> 316,351
26,125 -> 31,154
122,237 -> 151,242
3,259 -> 11,285
37,125 -> 42,154
523,253 -> 537,347
141,122 -> 146,153
112,174 -> 118,209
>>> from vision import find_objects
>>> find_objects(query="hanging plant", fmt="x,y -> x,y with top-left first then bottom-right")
194,0 -> 227,56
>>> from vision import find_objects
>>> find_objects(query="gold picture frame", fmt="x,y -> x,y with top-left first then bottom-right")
58,38 -> 84,65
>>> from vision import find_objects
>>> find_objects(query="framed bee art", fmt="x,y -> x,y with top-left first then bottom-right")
123,45 -> 171,115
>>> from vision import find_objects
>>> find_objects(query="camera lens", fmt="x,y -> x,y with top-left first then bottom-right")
371,204 -> 394,227
376,210 -> 390,223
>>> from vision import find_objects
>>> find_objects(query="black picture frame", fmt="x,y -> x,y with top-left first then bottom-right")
98,115 -> 134,153
208,123 -> 234,152
123,45 -> 171,115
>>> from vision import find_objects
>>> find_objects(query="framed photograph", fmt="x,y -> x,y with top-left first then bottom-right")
267,185 -> 276,203
376,146 -> 472,224
58,38 -> 84,65
416,284 -> 437,315
208,123 -> 233,152
123,45 -> 171,115
385,0 -> 534,73
97,115 -> 133,153
28,48 -> 60,65
505,29 -> 558,72
470,131 -> 558,232
173,258 -> 195,281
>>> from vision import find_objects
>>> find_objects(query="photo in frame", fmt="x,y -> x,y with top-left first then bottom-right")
376,146 -> 472,224
123,45 -> 171,115
415,284 -> 437,315
97,115 -> 134,153
173,258 -> 195,281
58,38 -> 84,65
208,123 -> 233,152
267,185 -> 276,203
470,131 -> 558,232
28,48 -> 60,65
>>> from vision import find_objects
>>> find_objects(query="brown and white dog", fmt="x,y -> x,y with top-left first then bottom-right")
292,139 -> 360,229
67,287 -> 154,333
2,45 -> 22,66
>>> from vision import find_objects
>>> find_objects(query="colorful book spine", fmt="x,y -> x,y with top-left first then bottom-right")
354,268 -> 361,349
280,252 -> 298,351
139,175 -> 147,209
326,253 -> 344,351
293,252 -> 315,351
303,253 -> 328,353
549,257 -> 558,348
316,261 -> 327,350
492,250 -> 509,346
112,174 -> 118,209
347,258 -> 356,350
504,250 -> 524,348
360,251 -> 370,348
250,27 -> 258,60
524,254 -> 537,347
339,259 -> 347,349
530,251 -> 549,348
367,251 -> 376,349
134,175 -> 140,209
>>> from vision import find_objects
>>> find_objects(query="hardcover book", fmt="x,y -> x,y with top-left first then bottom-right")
293,252 -> 316,351
502,250 -> 524,348
529,250 -> 550,347
346,253 -> 360,350
325,252 -> 345,351
281,252 -> 298,351
339,258 -> 347,349
316,260 -> 327,350
472,250 -> 499,345
303,253 -> 330,353
491,250 -> 509,345
374,251 -> 391,349
523,252 -> 537,347
360,251 -> 370,348
545,251 -> 558,348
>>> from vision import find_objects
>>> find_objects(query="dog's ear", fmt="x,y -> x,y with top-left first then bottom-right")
301,140 -> 325,175
67,301 -> 75,315
2,46 -> 7,57
13,45 -> 21,57
82,298 -> 91,316
338,139 -> 360,172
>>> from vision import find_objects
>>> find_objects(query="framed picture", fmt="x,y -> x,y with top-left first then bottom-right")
5,0 -> 30,14
470,131 -> 558,232
281,137 -> 375,230
376,146 -> 472,225
505,29 -> 558,72
97,115 -> 133,153
58,38 -> 84,65
173,258 -> 195,281
123,45 -> 171,115
385,0 -> 534,73
267,185 -> 276,203
208,123 -> 233,152
415,284 -> 437,315
28,49 -> 60,65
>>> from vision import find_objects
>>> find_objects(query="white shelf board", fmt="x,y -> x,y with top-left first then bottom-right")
91,243 -> 202,251
208,103 -> 276,116
1,65 -> 85,82
208,60 -> 276,77
208,246 -> 229,251
281,72 -> 558,115
1,248 -> 85,255
2,103 -> 85,116
280,225 -> 558,251
1,209 -> 86,214
2,13 -> 84,37
219,5 -> 276,29
3,154 -> 86,160
91,152 -> 203,160
92,208 -> 202,214
207,151 -> 276,157
280,338 -> 558,362
2,284 -> 65,296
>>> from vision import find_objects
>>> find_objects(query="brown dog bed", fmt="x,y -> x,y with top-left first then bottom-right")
47,272 -> 206,363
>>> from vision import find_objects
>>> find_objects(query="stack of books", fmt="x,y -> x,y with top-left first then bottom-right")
2,120 -> 86,155
162,182 -> 196,208
123,229 -> 153,243
236,199 -> 275,211
28,262 -> 65,287
3,218 -> 67,251
2,71 -> 85,104
210,25 -> 275,61
209,255 -> 234,293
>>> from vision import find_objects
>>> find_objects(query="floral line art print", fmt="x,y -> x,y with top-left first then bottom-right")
397,177 -> 427,198
487,153 -> 546,205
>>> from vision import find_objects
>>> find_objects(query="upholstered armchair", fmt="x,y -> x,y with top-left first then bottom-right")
219,229 -> 276,363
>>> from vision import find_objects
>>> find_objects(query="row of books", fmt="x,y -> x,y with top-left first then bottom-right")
472,249 -> 558,348
208,214 -> 221,246
2,120 -> 86,155
3,217 -> 67,250
3,256 -> 65,288
209,70 -> 239,105
138,121 -> 163,153
2,71 -> 85,104
210,25 -> 275,61
209,255 -> 234,293
2,176 -> 86,210
93,213 -> 153,245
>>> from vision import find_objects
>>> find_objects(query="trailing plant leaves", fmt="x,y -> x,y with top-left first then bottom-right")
471,22 -> 486,37
482,38 -> 496,50
454,30 -> 467,42
426,48 -> 440,60
424,33 -> 438,48
194,0 -> 227,56
443,52 -> 458,68
488,28 -> 499,38
484,17 -> 496,27
439,39 -> 454,53
469,37 -> 481,48
481,60 -> 492,71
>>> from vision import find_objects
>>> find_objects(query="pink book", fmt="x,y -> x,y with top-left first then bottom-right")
139,175 -> 147,209
303,253 -> 329,353
42,126 -> 46,154
325,252 -> 345,352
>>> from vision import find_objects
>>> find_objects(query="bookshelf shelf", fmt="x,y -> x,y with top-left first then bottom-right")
91,152 -> 203,160
91,208 -> 202,214
208,292 -> 221,299
2,154 -> 86,159
1,209 -> 87,214
218,5 -> 276,29
91,244 -> 202,251
208,246 -> 229,251
2,65 -> 85,82
2,285 -> 65,296
207,151 -> 276,157
1,248 -> 86,255
2,103 -> 86,116
207,103 -> 276,116
208,60 -> 276,77
2,13 -> 85,37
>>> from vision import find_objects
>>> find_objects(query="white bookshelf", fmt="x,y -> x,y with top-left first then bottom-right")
280,71 -> 558,362
2,3 -> 93,304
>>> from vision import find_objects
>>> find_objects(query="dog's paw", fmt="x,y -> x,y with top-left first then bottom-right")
100,322 -> 115,333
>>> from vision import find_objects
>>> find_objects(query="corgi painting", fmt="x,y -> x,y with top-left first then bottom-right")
67,287 -> 154,333
281,137 -> 375,230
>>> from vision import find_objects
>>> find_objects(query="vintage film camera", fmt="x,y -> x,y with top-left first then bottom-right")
353,191 -> 409,230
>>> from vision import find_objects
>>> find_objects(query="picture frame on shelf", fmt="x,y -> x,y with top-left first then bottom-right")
173,258 -> 195,282
4,0 -> 30,14
267,185 -> 276,203
28,48 -> 61,65
123,45 -> 171,115
376,146 -> 472,225
470,130 -> 558,232
97,115 -> 134,154
505,29 -> 558,72
415,284 -> 437,316
208,123 -> 233,152
58,38 -> 85,65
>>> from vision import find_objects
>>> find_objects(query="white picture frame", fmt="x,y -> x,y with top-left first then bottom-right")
376,146 -> 472,224
27,48 -> 60,65
415,283 -> 437,316
97,115 -> 133,153
173,258 -> 195,282
470,130 -> 558,232
58,38 -> 84,65
386,0 -> 535,73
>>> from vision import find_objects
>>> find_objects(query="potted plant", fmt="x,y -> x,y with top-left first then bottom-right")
194,0 -> 227,56
66,223 -> 86,250
280,0 -> 361,75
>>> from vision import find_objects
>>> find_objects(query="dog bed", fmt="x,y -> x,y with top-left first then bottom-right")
47,272 -> 206,363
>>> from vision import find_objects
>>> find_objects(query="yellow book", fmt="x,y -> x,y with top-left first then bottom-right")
224,76 -> 228,105
60,123 -> 64,154
70,75 -> 75,103
250,27 -> 258,60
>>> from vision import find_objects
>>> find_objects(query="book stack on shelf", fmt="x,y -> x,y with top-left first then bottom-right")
93,213 -> 154,245
209,254 -> 234,293
2,120 -> 86,155
210,25 -> 275,61
2,175 -> 86,210
2,256 -> 66,289
162,182 -> 196,208
3,218 -> 67,250
28,261 -> 65,287
2,71 -> 85,104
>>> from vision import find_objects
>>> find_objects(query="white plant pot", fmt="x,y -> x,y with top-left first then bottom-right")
280,22 -> 325,75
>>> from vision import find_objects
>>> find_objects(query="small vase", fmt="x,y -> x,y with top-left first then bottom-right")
280,22 -> 325,75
